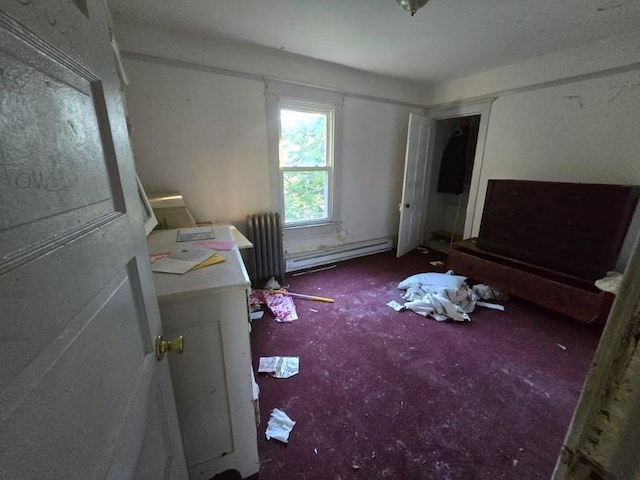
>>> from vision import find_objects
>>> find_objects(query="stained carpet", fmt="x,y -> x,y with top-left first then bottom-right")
248,249 -> 603,480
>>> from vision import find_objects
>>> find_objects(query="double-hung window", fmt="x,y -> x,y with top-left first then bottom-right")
266,81 -> 343,230
279,101 -> 333,225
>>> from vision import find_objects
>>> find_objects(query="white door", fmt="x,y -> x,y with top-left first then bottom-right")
397,113 -> 434,257
0,2 -> 187,479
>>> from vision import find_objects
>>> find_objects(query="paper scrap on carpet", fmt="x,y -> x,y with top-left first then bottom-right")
386,300 -> 405,312
250,289 -> 298,322
595,271 -> 623,294
477,301 -> 505,311
259,356 -> 299,378
265,408 -> 296,443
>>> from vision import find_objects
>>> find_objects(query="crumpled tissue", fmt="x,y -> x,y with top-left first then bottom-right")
265,408 -> 296,443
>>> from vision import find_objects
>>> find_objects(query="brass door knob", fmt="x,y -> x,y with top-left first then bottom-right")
155,335 -> 184,361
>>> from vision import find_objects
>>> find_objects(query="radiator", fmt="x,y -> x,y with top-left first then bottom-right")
246,212 -> 285,287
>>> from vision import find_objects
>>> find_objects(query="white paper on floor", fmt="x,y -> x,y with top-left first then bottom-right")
265,408 -> 296,443
477,301 -> 505,311
386,300 -> 405,312
259,356 -> 300,378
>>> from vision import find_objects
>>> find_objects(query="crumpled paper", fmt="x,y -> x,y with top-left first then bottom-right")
265,408 -> 296,443
595,271 -> 623,295
259,356 -> 299,378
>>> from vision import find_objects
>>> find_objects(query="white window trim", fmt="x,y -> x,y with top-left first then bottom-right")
265,80 -> 343,235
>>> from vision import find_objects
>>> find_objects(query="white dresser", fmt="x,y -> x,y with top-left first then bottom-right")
148,227 -> 259,480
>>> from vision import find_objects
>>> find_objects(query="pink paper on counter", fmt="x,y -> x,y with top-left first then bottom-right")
194,239 -> 237,251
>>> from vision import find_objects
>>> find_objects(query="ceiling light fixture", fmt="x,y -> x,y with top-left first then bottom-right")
396,0 -> 430,16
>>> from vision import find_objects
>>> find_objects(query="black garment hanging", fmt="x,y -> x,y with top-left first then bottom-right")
437,126 -> 470,195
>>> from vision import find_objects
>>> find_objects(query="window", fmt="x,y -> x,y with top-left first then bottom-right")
279,103 -> 333,225
266,81 -> 343,231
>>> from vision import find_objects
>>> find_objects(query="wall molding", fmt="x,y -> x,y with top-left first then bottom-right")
426,59 -> 640,110
121,51 -> 426,110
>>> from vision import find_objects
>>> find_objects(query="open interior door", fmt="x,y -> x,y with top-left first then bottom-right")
0,1 -> 187,478
397,113 -> 434,257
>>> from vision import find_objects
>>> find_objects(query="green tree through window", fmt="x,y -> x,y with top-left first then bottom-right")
279,108 -> 331,224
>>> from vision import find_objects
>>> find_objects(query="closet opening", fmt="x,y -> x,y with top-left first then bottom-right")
425,114 -> 481,253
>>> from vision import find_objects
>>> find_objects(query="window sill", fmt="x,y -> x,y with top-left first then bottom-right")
283,221 -> 342,241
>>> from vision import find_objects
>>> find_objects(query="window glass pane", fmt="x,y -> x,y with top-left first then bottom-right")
279,109 -> 327,167
283,170 -> 328,223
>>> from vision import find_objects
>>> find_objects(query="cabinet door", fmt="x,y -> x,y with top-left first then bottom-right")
160,287 -> 259,480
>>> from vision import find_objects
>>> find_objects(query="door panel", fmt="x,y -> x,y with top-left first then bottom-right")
0,23 -> 121,259
133,387 -> 176,480
0,2 -> 186,479
397,113 -> 433,257
3,269 -> 148,478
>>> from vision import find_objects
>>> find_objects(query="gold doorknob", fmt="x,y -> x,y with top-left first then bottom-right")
155,335 -> 184,361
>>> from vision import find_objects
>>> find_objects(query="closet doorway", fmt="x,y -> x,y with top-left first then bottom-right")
423,100 -> 494,252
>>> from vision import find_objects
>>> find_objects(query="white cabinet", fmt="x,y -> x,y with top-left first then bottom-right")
148,227 -> 259,480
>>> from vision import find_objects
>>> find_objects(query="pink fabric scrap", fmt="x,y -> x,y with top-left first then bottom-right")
250,289 -> 298,323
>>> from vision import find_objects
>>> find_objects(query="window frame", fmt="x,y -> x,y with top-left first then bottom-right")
265,80 -> 343,235
278,100 -> 334,227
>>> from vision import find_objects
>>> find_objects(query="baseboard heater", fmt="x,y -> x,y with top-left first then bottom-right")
285,238 -> 393,273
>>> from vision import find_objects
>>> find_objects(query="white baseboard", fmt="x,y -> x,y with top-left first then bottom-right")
285,238 -> 393,272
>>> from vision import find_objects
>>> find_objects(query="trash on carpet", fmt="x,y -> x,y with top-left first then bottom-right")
472,284 -> 509,301
397,271 -> 474,321
477,301 -> 505,311
395,271 -> 506,321
556,343 -> 567,351
250,277 -> 298,322
250,310 -> 265,320
265,408 -> 296,443
429,260 -> 445,267
595,271 -> 623,294
386,300 -> 406,312
264,277 -> 282,290
258,356 -> 300,378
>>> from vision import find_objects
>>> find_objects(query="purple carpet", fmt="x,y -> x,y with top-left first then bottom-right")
248,249 -> 602,480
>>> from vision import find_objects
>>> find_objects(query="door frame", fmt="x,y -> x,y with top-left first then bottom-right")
424,99 -> 495,239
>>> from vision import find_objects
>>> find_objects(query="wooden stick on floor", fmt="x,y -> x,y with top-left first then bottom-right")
269,289 -> 334,303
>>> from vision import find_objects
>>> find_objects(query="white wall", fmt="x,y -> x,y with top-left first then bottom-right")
341,98 -> 416,242
122,55 -> 419,255
124,60 -> 270,224
425,30 -> 640,106
425,30 -> 640,270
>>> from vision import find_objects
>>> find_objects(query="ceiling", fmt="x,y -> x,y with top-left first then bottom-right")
108,0 -> 640,84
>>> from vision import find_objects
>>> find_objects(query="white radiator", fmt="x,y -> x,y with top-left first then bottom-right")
285,238 -> 393,272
